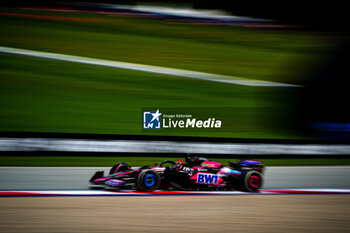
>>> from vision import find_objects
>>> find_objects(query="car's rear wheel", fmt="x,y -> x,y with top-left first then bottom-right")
239,170 -> 263,192
136,169 -> 161,192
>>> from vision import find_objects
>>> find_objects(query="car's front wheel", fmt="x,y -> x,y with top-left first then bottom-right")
136,169 -> 161,192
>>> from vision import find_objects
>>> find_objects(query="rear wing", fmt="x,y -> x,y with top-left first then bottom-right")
229,160 -> 264,173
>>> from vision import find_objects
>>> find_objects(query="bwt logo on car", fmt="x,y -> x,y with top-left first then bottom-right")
143,109 -> 162,129
196,173 -> 219,185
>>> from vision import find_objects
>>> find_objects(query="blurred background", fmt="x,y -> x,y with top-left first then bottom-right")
1,4 -> 349,232
0,0 -> 349,140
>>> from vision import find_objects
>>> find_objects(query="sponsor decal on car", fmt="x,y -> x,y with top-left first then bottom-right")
196,173 -> 219,185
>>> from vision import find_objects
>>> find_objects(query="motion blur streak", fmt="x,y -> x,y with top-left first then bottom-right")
1,166 -> 349,190
0,196 -> 349,233
1,137 -> 350,154
0,46 -> 301,87
0,12 -> 103,22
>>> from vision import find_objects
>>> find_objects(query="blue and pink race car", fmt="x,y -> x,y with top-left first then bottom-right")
90,156 -> 264,192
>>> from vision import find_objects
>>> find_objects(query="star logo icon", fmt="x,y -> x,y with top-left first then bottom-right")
143,109 -> 162,129
151,109 -> 162,122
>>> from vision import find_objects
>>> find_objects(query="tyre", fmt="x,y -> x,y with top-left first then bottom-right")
239,170 -> 263,192
136,169 -> 161,192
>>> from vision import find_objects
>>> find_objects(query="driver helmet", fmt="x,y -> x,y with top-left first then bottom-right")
174,160 -> 185,170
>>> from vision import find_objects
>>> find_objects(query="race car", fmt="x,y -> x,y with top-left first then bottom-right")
89,156 -> 264,192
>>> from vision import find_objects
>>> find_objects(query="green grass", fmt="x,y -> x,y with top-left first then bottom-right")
0,8 -> 323,139
0,53 -> 302,138
0,8 -> 327,84
0,156 -> 349,166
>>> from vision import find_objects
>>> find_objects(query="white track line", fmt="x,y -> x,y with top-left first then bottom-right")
0,46 -> 301,87
1,189 -> 350,196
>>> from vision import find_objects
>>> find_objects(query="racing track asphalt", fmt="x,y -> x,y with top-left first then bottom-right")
1,195 -> 350,233
0,166 -> 349,190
